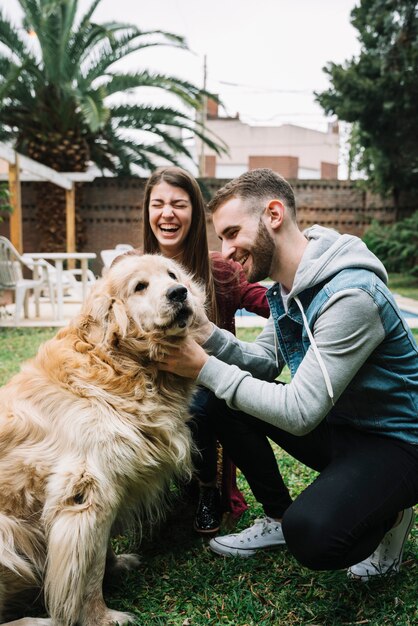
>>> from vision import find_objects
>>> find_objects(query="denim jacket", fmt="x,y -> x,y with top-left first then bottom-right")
268,268 -> 418,444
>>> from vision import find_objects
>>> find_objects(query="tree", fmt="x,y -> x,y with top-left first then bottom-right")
316,0 -> 418,205
0,0 -> 224,249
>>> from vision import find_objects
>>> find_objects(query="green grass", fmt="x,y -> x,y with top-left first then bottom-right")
0,327 -> 56,385
388,273 -> 418,300
0,327 -> 417,625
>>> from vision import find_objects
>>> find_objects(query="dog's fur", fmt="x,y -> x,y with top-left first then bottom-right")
0,253 -> 206,626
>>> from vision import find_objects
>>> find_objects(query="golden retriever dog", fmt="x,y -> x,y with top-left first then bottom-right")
0,253 -> 206,626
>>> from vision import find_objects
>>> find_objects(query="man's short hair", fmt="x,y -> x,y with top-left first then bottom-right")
207,168 -> 296,221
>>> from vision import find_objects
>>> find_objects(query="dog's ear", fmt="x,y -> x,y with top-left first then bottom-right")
77,284 -> 130,349
87,289 -> 113,323
110,299 -> 130,338
77,293 -> 111,347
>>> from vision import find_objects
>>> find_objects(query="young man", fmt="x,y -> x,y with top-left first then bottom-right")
158,169 -> 418,580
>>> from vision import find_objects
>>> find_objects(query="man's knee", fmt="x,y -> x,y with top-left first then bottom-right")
282,504 -> 343,571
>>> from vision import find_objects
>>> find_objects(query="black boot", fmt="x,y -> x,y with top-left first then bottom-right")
194,485 -> 221,534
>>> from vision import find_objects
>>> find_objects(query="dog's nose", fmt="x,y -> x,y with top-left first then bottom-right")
167,285 -> 188,303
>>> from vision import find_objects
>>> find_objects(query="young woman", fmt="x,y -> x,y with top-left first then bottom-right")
143,166 -> 270,533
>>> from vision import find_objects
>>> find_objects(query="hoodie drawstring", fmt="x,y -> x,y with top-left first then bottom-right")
274,326 -> 279,369
293,296 -> 334,405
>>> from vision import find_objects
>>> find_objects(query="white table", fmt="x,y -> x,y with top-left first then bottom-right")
23,252 -> 96,321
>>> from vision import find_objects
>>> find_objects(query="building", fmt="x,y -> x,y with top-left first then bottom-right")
198,99 -> 339,180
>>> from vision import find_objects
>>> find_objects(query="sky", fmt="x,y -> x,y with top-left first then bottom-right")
5,0 -> 361,130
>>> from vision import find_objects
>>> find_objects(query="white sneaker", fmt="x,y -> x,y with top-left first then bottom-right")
209,517 -> 286,557
347,507 -> 415,581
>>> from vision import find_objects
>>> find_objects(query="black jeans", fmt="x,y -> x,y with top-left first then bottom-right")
188,387 -> 219,484
207,393 -> 418,570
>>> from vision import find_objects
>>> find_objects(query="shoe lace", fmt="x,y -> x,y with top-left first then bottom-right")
350,510 -> 413,579
366,529 -> 399,574
238,517 -> 280,543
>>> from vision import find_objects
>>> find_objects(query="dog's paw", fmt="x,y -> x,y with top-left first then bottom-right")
105,609 -> 136,625
110,553 -> 141,574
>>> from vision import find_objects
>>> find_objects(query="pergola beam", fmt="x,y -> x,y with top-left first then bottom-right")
8,154 -> 23,253
0,142 -> 95,254
0,144 -> 73,190
66,187 -> 76,265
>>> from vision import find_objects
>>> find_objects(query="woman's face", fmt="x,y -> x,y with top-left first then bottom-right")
148,181 -> 193,259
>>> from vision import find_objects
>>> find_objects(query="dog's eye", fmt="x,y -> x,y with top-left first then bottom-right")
135,282 -> 148,292
168,271 -> 177,280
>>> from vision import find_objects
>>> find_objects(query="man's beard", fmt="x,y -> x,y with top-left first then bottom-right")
246,218 -> 275,283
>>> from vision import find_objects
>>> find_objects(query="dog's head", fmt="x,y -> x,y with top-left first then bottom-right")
107,253 -> 205,335
76,254 -> 206,356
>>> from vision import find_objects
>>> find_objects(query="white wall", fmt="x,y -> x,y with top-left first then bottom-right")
199,119 -> 339,177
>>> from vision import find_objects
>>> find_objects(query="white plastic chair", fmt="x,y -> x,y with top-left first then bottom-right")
40,262 -> 96,301
0,236 -> 55,323
100,244 -> 134,269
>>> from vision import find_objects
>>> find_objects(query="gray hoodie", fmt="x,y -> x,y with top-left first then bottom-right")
196,225 -> 392,435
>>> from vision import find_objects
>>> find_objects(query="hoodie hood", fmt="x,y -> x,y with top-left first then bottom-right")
283,226 -> 388,406
288,225 -> 388,301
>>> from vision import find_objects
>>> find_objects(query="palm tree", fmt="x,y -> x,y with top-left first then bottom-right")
0,0 -> 224,249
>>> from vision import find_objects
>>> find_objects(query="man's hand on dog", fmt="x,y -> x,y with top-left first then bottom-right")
157,336 -> 209,378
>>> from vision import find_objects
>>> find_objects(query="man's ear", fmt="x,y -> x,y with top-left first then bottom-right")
265,199 -> 285,230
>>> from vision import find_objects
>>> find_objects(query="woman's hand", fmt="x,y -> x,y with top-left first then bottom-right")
157,336 -> 209,378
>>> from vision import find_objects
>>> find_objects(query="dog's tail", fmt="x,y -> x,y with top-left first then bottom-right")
43,477 -> 115,625
0,513 -> 44,583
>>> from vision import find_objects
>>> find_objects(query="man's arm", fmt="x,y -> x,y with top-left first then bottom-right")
203,316 -> 283,380
197,289 -> 385,435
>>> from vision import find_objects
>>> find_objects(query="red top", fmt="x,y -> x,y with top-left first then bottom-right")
210,252 -> 270,520
210,251 -> 270,332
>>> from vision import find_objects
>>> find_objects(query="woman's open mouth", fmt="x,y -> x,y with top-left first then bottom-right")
159,223 -> 180,235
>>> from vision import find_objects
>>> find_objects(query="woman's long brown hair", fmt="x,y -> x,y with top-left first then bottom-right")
143,167 -> 219,324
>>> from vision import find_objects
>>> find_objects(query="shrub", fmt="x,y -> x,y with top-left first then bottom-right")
0,183 -> 11,222
363,211 -> 418,276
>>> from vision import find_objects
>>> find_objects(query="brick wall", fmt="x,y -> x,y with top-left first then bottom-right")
207,98 -> 219,119
1,177 -> 416,275
249,156 -> 299,179
321,161 -> 338,180
204,155 -> 216,177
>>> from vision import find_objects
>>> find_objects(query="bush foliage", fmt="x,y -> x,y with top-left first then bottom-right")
363,211 -> 418,277
0,183 -> 11,222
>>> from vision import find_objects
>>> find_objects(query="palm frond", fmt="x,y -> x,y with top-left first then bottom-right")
79,28 -> 188,84
0,61 -> 24,107
96,24 -> 187,50
19,0 -> 44,39
109,103 -> 192,123
104,71 -> 203,108
76,86 -> 110,132
111,103 -> 227,157
0,126 -> 13,142
72,23 -> 140,68
74,0 -> 101,32
0,0 -> 225,173
112,138 -> 184,173
0,8 -> 31,62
